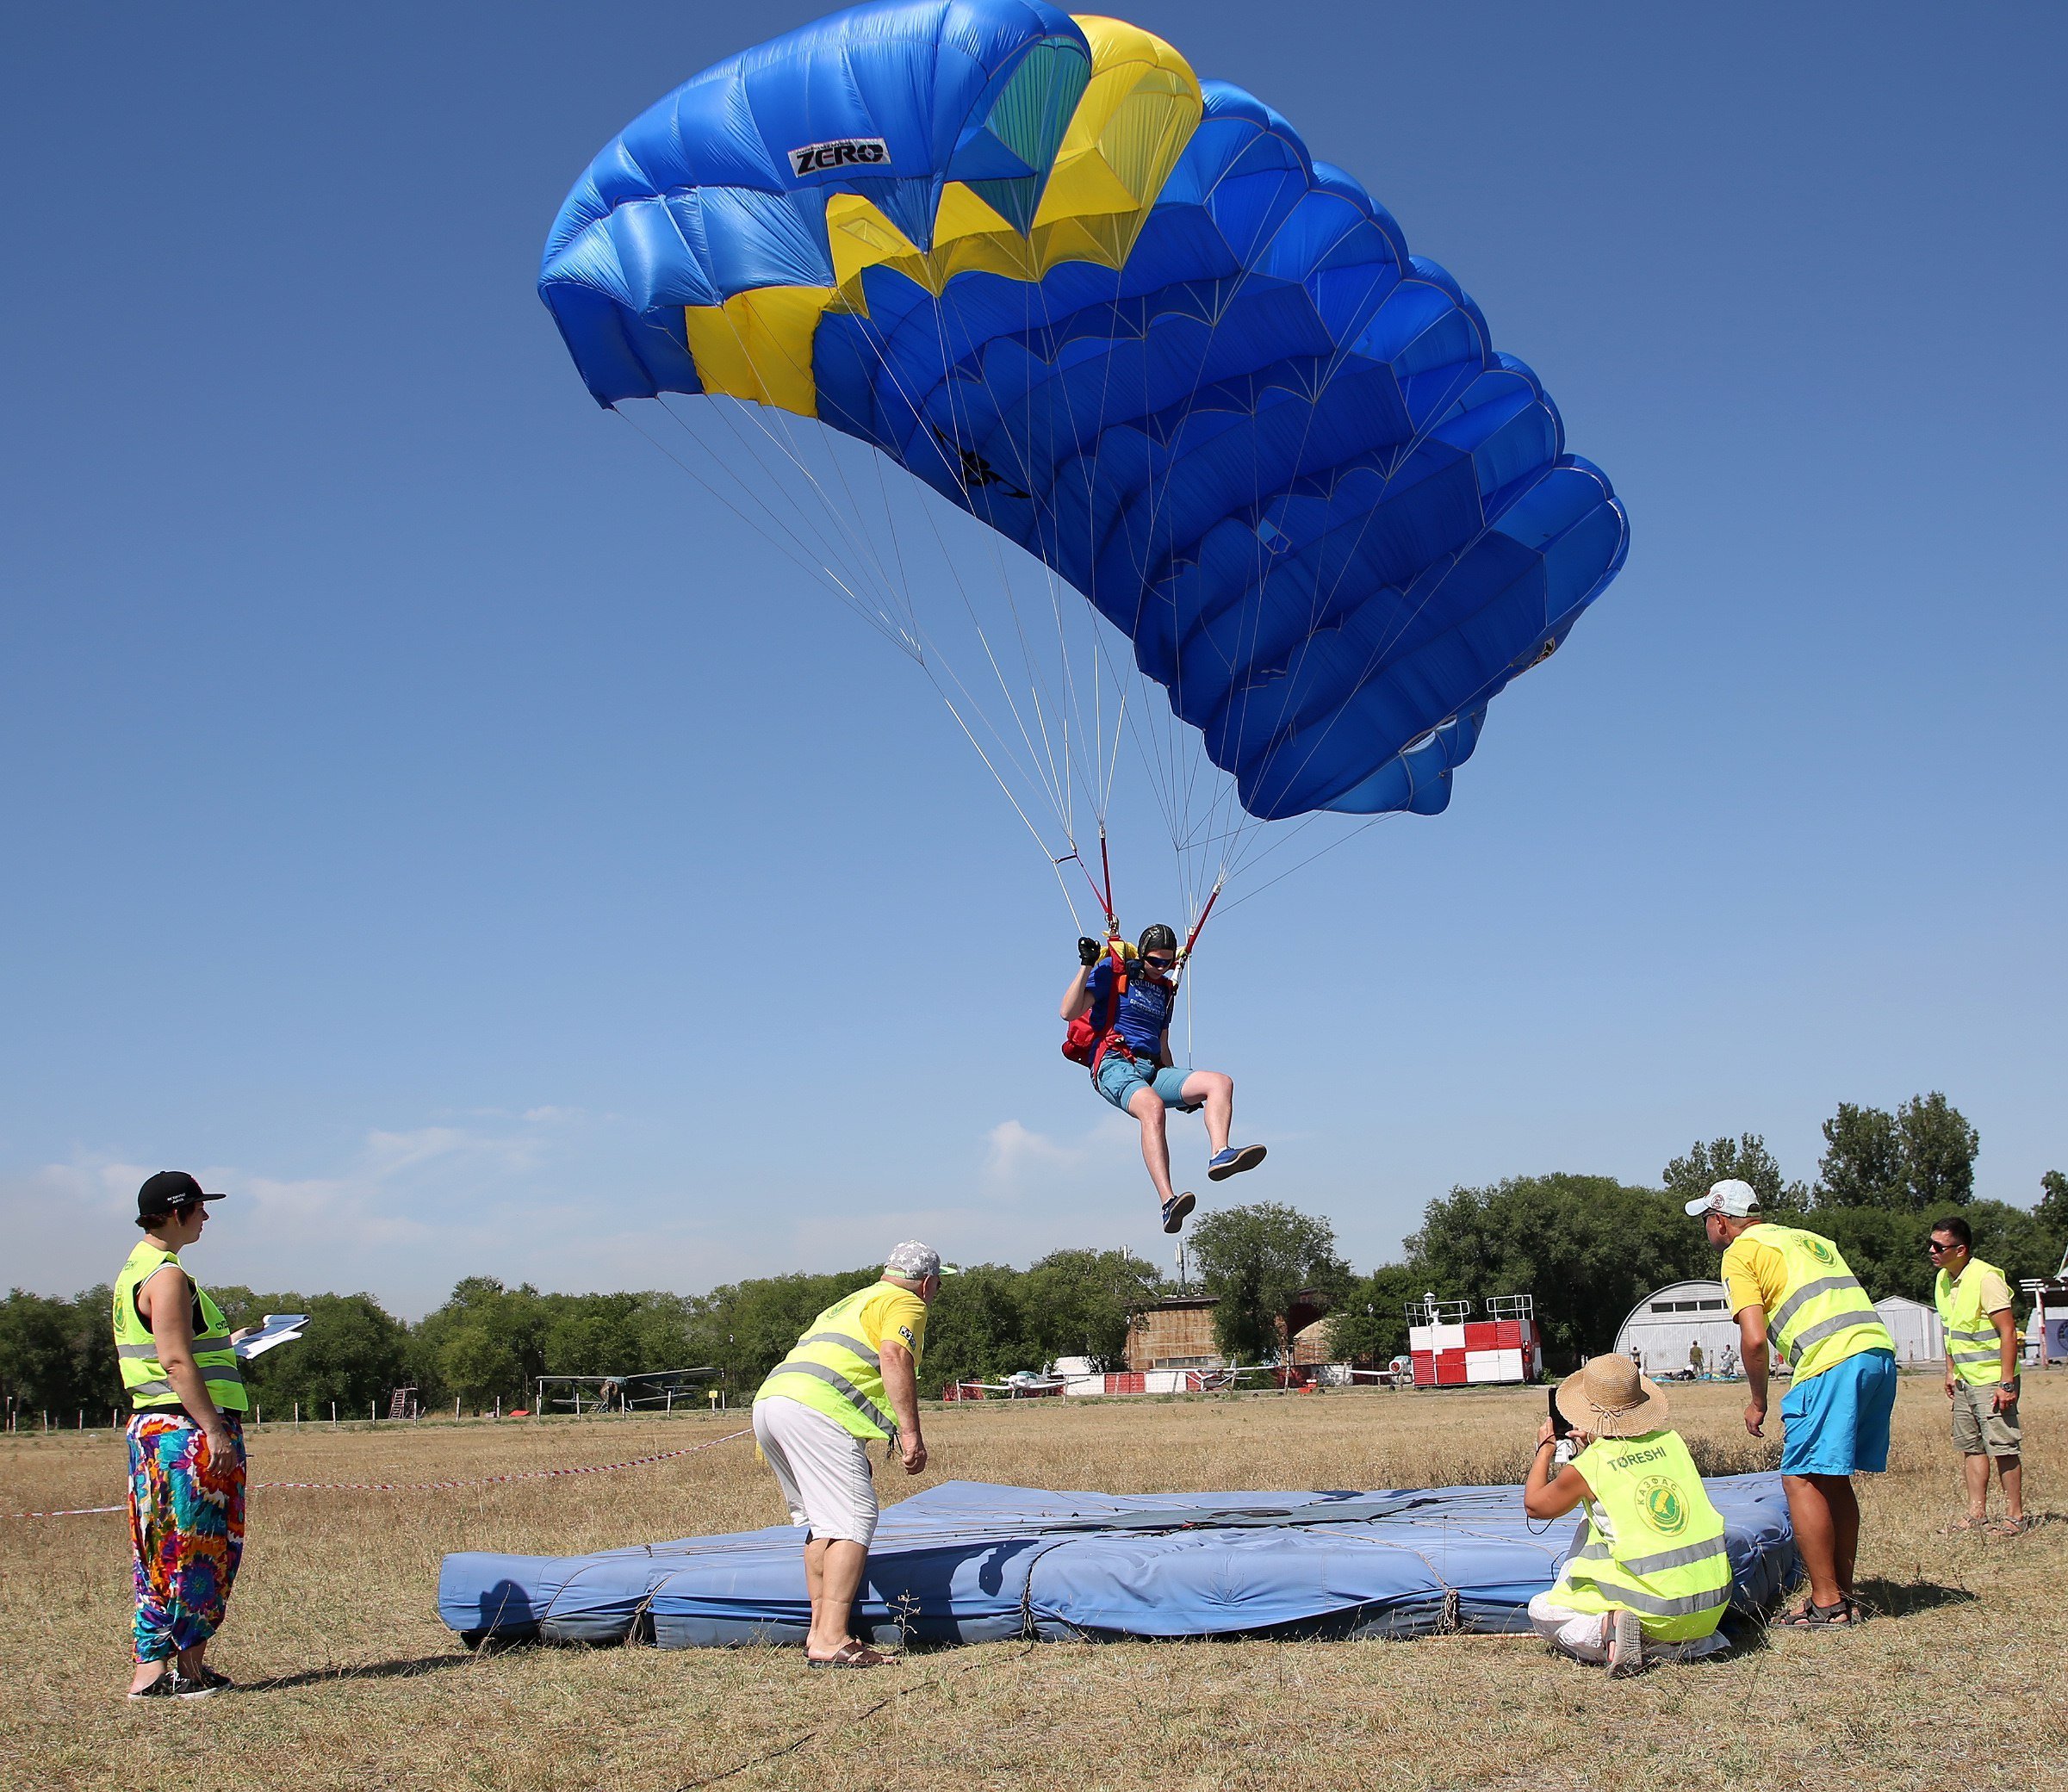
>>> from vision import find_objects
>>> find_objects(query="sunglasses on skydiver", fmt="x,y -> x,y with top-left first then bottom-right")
1144,954 -> 1177,970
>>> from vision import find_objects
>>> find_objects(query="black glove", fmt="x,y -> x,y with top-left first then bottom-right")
1077,936 -> 1102,967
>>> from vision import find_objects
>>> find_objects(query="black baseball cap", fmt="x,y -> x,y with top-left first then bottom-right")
137,1170 -> 227,1220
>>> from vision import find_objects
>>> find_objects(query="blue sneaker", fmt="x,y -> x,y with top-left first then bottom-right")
1207,1144 -> 1267,1181
1161,1191 -> 1195,1234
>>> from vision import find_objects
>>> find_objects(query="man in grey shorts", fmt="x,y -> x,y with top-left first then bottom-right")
1929,1215 -> 2028,1535
753,1242 -> 947,1667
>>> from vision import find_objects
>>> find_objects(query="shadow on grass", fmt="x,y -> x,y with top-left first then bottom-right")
1852,1576 -> 1978,1618
239,1649 -> 498,1693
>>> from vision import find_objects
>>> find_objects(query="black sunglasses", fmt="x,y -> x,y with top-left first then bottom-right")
1144,954 -> 1177,970
1926,1240 -> 1957,1254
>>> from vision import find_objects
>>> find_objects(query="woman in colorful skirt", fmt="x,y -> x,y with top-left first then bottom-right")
114,1170 -> 252,1700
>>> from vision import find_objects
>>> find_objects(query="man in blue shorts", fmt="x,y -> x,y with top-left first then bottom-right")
1059,925 -> 1264,1234
1691,1178 -> 1897,1629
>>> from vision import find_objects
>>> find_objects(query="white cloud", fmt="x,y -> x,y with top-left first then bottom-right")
0,1107 -> 610,1315
982,1114 -> 1134,1189
3,1102 -> 1205,1315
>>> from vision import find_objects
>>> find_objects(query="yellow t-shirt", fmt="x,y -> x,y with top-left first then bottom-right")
1719,1231 -> 1787,1328
1942,1259 -> 2014,1318
853,1282 -> 928,1367
1719,1227 -> 1884,1380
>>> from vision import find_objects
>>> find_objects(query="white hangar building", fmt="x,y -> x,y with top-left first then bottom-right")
1612,1280 -> 1740,1376
1873,1294 -> 1943,1365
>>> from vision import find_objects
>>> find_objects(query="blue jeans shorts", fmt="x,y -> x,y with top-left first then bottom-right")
1095,1054 -> 1201,1114
1779,1347 -> 1896,1477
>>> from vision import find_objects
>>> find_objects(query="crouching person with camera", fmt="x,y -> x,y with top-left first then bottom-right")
1523,1355 -> 1733,1677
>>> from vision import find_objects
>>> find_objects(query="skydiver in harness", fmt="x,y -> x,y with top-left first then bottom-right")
1059,924 -> 1264,1234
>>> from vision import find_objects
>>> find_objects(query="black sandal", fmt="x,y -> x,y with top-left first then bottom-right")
1773,1598 -> 1854,1628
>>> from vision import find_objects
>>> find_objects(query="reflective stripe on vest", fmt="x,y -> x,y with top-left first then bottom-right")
755,1283 -> 914,1443
1753,1225 -> 1893,1381
798,1332 -> 880,1368
1554,1429 -> 1731,1641
763,1358 -> 898,1437
1935,1258 -> 2010,1386
110,1242 -> 250,1414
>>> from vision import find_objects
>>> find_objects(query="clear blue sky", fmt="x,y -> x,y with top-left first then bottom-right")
4,3 -> 2061,1317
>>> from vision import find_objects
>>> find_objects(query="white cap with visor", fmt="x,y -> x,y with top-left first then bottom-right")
1684,1177 -> 1761,1219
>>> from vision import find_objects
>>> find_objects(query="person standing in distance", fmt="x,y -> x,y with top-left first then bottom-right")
114,1171 -> 252,1698
1059,926 -> 1264,1234
1929,1215 -> 2028,1535
1690,1178 -> 1897,1628
753,1242 -> 950,1668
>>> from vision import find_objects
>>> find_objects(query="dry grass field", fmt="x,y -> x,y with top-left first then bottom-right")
6,1375 -> 2063,1791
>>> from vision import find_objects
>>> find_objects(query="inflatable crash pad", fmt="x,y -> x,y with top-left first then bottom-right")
439,1475 -> 1798,1648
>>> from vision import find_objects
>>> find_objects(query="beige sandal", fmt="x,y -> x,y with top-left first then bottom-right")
806,1641 -> 897,1669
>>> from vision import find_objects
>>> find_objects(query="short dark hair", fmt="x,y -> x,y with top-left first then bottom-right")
1930,1214 -> 1973,1249
138,1200 -> 202,1231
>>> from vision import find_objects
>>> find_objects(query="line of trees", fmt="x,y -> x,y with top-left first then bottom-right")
0,1248 -> 1164,1423
6,1093 -> 2060,1418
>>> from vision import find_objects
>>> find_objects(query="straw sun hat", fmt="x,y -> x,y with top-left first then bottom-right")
1554,1354 -> 1669,1438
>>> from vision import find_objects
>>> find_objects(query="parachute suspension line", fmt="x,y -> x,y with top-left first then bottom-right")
655,377 -> 1085,892
916,293 -> 1084,840
1003,258 -> 1106,854
841,300 -> 1080,843
692,312 -> 919,646
618,403 -> 910,654
1220,809 -> 1402,914
1048,842 -> 1110,927
766,398 -> 917,652
1102,687 -> 1129,822
1084,269 -> 1202,907
674,391 -> 898,629
784,297 -> 1084,856
921,660 -> 1078,876
1010,250 -> 1195,889
1152,274 -> 1253,911
650,393 -> 914,654
1182,877 -> 1224,961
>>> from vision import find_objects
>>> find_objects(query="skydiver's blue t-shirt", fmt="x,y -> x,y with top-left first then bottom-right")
1087,959 -> 1174,1057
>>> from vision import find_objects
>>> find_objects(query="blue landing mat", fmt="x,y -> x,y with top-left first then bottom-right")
439,1476 -> 1798,1648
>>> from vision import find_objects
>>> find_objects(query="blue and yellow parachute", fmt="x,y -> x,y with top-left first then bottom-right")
542,0 -> 1626,840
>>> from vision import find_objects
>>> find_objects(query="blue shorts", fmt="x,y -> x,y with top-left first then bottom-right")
1779,1348 -> 1896,1477
1095,1054 -> 1200,1114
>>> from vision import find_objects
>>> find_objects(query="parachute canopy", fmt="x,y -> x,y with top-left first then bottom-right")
541,0 -> 1627,826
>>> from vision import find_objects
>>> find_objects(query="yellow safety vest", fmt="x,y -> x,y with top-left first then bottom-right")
1753,1225 -> 1893,1381
755,1283 -> 913,1443
111,1242 -> 249,1415
1935,1256 -> 2010,1387
1554,1429 -> 1731,1641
